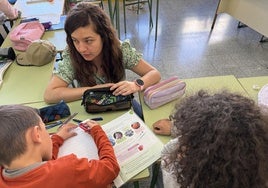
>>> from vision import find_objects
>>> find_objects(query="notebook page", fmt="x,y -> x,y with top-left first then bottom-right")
58,127 -> 99,160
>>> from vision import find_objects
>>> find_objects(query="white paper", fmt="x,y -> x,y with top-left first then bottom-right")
57,111 -> 164,187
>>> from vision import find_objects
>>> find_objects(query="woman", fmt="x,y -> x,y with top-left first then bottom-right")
154,90 -> 268,188
44,2 -> 161,109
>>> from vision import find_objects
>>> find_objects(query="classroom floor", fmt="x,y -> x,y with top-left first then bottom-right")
101,0 -> 268,187
103,0 -> 268,187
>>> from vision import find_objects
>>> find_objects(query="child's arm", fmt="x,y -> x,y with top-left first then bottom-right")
50,123 -> 78,159
81,120 -> 120,186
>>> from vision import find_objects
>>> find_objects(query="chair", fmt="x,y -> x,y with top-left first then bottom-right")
122,0 -> 153,34
64,0 -> 104,14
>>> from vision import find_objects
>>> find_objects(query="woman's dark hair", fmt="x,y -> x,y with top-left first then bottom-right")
170,90 -> 268,188
64,2 -> 124,86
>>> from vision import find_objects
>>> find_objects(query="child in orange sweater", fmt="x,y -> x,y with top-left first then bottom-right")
0,104 -> 120,188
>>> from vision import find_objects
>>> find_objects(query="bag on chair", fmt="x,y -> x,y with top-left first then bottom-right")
143,76 -> 186,109
81,87 -> 133,113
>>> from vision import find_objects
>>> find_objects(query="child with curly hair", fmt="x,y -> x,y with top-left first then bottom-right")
153,90 -> 268,188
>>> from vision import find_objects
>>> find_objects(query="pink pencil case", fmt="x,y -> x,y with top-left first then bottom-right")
143,76 -> 186,109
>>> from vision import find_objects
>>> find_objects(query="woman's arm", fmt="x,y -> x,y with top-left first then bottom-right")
110,59 -> 161,95
131,59 -> 161,89
44,75 -> 113,103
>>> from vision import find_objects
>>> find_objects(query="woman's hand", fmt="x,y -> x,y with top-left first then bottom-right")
110,81 -> 139,96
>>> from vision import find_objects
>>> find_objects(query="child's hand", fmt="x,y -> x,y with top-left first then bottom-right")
152,119 -> 172,135
79,119 -> 100,132
56,123 -> 78,140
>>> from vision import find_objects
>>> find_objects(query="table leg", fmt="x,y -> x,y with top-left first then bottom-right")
115,0 -> 120,38
211,0 -> 221,30
107,0 -> 114,25
155,0 -> 159,41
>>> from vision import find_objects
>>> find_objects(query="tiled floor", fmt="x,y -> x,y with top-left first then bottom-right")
108,0 -> 268,187
105,0 -> 268,82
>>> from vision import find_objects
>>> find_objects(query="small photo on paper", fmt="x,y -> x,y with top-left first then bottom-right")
131,122 -> 140,129
113,131 -> 123,139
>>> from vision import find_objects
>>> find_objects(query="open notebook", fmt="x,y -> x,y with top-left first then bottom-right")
0,60 -> 12,86
58,110 -> 164,188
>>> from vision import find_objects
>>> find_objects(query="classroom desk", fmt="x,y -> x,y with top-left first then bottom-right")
0,62 -> 54,105
0,21 -> 67,105
14,0 -> 65,24
27,101 -> 150,183
237,76 -> 268,102
141,75 -> 249,144
211,0 -> 268,38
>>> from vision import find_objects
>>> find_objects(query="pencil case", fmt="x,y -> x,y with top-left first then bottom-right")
81,87 -> 134,113
39,100 -> 71,123
143,76 -> 186,109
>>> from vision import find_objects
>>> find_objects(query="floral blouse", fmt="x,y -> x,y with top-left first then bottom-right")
53,39 -> 142,85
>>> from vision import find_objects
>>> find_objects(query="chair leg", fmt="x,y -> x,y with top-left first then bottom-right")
100,0 -> 104,9
133,181 -> 140,188
260,35 -> 268,43
147,0 -> 153,28
150,162 -> 161,188
2,23 -> 9,34
123,0 -> 127,34
237,21 -> 247,28
0,34 -> 4,46
155,0 -> 159,41
123,0 -> 154,34
211,0 -> 221,30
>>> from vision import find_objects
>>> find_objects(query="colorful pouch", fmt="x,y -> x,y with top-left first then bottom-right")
39,100 -> 71,123
143,76 -> 186,109
81,87 -> 133,113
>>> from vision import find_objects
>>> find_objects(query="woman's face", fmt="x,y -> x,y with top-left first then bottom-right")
71,24 -> 103,62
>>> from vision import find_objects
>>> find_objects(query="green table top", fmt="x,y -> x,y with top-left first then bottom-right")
238,76 -> 268,102
141,75 -> 249,144
0,62 -> 54,105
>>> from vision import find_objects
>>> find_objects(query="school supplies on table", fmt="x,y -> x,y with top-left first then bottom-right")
16,40 -> 57,66
58,110 -> 163,188
81,87 -> 133,113
39,100 -> 71,123
58,112 -> 78,129
143,76 -> 186,109
9,21 -> 45,51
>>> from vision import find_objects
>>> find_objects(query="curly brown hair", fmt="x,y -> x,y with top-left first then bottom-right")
64,2 -> 125,86
170,90 -> 268,188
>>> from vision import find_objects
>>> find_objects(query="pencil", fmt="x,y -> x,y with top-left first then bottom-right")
58,112 -> 78,129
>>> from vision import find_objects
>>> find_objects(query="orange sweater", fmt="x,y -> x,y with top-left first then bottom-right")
0,126 -> 120,188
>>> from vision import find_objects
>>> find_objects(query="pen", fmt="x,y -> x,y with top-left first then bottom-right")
58,112 -> 78,129
73,117 -> 103,123
45,120 -> 62,130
